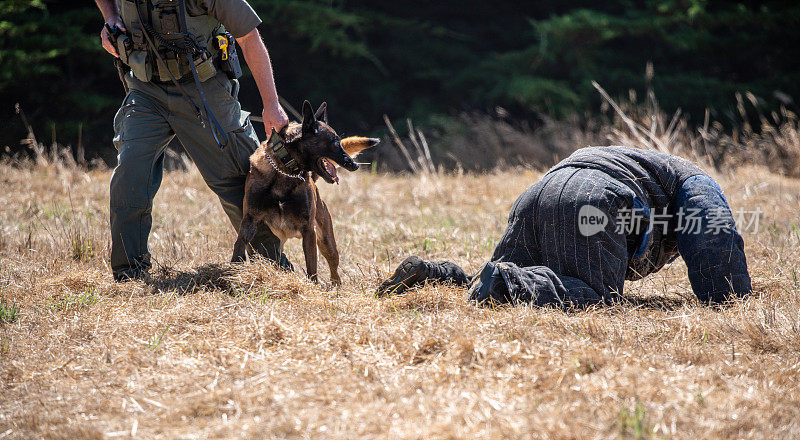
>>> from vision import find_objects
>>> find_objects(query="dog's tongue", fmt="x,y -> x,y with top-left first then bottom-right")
322,158 -> 339,183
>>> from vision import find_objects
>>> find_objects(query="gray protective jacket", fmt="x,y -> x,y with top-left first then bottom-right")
467,146 -> 749,307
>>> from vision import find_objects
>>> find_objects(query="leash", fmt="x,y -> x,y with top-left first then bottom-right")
133,0 -> 227,150
133,1 -> 201,121
176,0 -> 227,150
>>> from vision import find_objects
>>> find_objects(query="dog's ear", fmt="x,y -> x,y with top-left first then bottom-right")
341,136 -> 380,157
302,100 -> 316,134
314,102 -> 328,124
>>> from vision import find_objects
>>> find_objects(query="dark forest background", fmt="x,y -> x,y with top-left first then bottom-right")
1,0 -> 799,166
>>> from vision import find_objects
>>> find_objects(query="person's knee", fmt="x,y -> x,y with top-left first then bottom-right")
110,163 -> 153,209
111,135 -> 167,208
193,131 -> 255,192
206,175 -> 246,197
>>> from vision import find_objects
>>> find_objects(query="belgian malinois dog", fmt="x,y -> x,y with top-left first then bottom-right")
231,101 -> 379,285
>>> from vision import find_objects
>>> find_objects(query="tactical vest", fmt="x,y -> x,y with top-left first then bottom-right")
116,0 -> 225,83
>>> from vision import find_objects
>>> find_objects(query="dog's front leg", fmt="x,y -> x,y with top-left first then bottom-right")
302,226 -> 318,283
232,215 -> 258,263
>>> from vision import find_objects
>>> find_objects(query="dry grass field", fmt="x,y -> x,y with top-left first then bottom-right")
1,158 -> 799,439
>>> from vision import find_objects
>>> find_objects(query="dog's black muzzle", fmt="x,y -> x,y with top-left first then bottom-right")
330,145 -> 359,171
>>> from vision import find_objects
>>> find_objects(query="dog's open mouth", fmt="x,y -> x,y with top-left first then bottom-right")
317,158 -> 339,184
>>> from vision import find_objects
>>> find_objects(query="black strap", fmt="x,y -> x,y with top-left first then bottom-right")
133,0 -> 227,150
267,128 -> 302,174
266,128 -> 305,180
105,23 -> 131,94
175,0 -> 227,150
113,58 -> 130,94
133,0 -> 201,118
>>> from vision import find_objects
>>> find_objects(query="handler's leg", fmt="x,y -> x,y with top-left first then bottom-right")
170,74 -> 291,269
674,175 -> 751,303
110,90 -> 173,281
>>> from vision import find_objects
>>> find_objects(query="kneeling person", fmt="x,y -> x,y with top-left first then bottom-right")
377,146 -> 752,307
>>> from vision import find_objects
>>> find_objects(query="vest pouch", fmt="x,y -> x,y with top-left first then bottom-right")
194,53 -> 216,82
154,54 -> 182,82
158,8 -> 180,35
120,0 -> 140,34
128,50 -> 153,82
120,1 -> 148,51
115,34 -> 132,66
216,33 -> 242,80
167,58 -> 181,79
130,28 -> 145,50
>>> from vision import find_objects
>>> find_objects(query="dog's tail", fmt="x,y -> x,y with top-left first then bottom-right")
342,137 -> 380,158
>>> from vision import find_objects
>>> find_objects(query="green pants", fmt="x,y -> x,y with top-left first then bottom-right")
110,71 -> 290,279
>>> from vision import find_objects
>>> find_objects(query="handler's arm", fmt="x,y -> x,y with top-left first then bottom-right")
95,0 -> 126,58
237,28 -> 289,134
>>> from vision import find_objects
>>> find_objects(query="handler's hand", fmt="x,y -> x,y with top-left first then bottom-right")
262,102 -> 289,135
100,16 -> 126,58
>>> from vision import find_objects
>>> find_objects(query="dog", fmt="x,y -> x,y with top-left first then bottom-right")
231,100 -> 379,285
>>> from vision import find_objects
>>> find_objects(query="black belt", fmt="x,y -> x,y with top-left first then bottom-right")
151,74 -> 196,86
150,58 -> 222,85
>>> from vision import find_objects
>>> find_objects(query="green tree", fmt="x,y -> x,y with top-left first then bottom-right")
1,0 -> 799,162
1,0 -> 120,160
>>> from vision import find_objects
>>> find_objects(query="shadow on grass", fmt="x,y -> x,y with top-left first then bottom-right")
615,293 -> 693,311
142,263 -> 696,310
146,263 -> 235,294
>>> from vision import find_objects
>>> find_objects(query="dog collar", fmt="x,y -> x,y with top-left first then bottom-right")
266,128 -> 305,179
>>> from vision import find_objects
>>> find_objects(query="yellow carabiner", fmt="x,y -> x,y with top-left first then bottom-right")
216,35 -> 229,61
